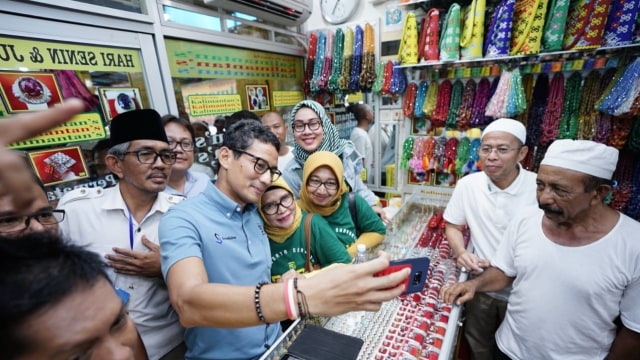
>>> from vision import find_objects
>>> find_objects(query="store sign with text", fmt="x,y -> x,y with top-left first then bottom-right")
8,112 -> 106,149
0,36 -> 142,72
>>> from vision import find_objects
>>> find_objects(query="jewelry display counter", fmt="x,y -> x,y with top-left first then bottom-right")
261,193 -> 469,360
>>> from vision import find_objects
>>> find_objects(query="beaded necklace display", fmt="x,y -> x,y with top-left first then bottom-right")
381,60 -> 394,94
328,28 -> 344,94
539,72 -> 565,146
485,70 -> 512,119
400,136 -> 415,170
303,32 -> 317,97
598,58 -> 640,116
414,80 -> 429,118
359,23 -> 377,92
422,80 -> 439,116
577,70 -> 601,139
310,31 -> 326,94
349,25 -> 364,93
455,137 -> 471,176
470,77 -> 491,126
457,79 -> 477,130
422,136 -> 437,172
338,27 -> 354,92
432,136 -> 447,172
408,136 -> 428,181
593,68 -> 617,144
467,138 -> 482,173
557,72 -> 582,139
506,68 -> 526,116
443,137 -> 459,175
522,73 -> 549,170
403,82 -> 418,118
516,73 -> 534,124
445,80 -> 464,129
609,117 -> 634,149
609,152 -> 634,212
317,30 -> 333,92
389,62 -> 407,95
625,158 -> 640,220
372,61 -> 385,94
431,80 -> 452,127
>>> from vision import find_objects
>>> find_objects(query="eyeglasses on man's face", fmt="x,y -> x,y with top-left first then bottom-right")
307,177 -> 339,191
0,209 -> 65,234
261,193 -> 294,215
231,148 -> 282,181
123,149 -> 177,165
292,119 -> 322,133
168,139 -> 194,152
478,146 -> 522,156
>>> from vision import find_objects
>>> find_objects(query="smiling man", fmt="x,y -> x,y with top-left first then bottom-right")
57,109 -> 185,360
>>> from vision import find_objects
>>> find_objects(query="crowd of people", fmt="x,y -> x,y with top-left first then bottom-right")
1,99 -> 638,360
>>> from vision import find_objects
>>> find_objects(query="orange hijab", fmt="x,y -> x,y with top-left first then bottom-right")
298,151 -> 349,217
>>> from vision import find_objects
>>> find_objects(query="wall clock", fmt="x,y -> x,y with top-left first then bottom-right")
320,0 -> 359,25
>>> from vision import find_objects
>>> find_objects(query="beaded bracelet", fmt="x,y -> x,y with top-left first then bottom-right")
254,282 -> 268,323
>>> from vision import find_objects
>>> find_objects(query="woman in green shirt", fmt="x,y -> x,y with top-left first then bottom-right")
258,177 -> 351,283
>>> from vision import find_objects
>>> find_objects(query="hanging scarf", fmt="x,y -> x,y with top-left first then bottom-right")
439,3 -> 461,61
484,0 -> 517,57
422,8 -> 440,61
542,0 -> 571,51
299,151 -> 349,217
510,0 -> 548,55
290,100 -> 349,163
563,0 -> 613,50
258,177 -> 302,243
460,0 -> 486,59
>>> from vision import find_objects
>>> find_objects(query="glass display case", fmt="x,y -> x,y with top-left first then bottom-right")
261,193 -> 469,360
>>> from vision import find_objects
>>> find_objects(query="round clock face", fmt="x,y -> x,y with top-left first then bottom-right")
320,0 -> 359,25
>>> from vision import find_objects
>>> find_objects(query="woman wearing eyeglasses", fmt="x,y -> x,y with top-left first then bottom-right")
282,100 -> 389,223
258,177 -> 351,283
162,115 -> 212,197
298,151 -> 386,258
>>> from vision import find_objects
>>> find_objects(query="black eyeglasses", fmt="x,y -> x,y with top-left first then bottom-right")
168,139 -> 194,151
307,177 -> 339,191
261,193 -> 294,215
123,150 -> 177,165
292,119 -> 322,133
231,148 -> 282,181
0,209 -> 66,234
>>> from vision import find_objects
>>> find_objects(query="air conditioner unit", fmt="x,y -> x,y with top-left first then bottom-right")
203,0 -> 313,26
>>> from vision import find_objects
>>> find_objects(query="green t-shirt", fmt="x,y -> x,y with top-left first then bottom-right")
323,192 -> 387,248
269,211 -> 351,282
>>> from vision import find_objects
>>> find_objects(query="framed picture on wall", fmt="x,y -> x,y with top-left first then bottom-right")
27,146 -> 89,186
98,87 -> 142,121
245,85 -> 270,111
327,111 -> 336,124
0,71 -> 63,113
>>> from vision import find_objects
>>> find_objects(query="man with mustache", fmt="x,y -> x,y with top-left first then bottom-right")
441,140 -> 640,359
58,109 -> 185,360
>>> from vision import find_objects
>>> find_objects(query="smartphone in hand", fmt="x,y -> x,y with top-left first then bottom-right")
374,257 -> 430,295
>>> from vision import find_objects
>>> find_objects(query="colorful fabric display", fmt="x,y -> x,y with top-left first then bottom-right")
303,32 -> 317,97
423,80 -> 439,116
359,23 -> 377,92
317,30 -> 333,91
603,0 -> 640,46
414,80 -> 429,118
485,70 -> 512,119
328,28 -> 344,94
598,58 -> 640,116
542,0 -> 571,51
510,0 -> 548,55
389,61 -> 407,95
338,27 -> 354,92
310,31 -> 326,94
460,0 -> 486,59
484,0 -> 517,57
440,4 -> 461,61
422,8 -> 441,61
563,0 -> 613,50
398,12 -> 419,65
349,25 -> 364,93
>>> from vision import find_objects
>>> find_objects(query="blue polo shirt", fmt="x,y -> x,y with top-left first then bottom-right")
159,182 -> 280,360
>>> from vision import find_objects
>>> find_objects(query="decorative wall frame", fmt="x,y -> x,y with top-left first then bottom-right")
98,87 -> 142,121
0,71 -> 63,113
27,146 -> 89,186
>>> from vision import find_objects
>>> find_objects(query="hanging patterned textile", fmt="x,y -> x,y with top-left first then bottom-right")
54,70 -> 99,110
510,0 -> 548,55
439,3 -> 462,61
458,79 -> 477,129
303,32 -> 317,97
542,0 -> 571,51
422,8 -> 441,61
484,0 -> 517,57
598,58 -> 640,116
359,23 -> 377,92
563,0 -> 613,50
328,28 -> 344,94
485,70 -> 512,118
398,12 -> 419,65
460,0 -> 485,59
603,0 -> 640,46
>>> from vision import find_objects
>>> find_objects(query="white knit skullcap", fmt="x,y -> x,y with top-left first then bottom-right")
540,139 -> 619,180
481,118 -> 526,144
